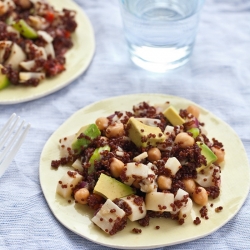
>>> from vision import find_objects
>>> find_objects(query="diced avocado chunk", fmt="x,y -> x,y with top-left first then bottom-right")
127,117 -> 166,148
197,142 -> 217,166
88,145 -> 110,174
12,19 -> 38,39
163,106 -> 185,126
0,65 -> 10,90
71,124 -> 101,154
93,173 -> 135,200
187,128 -> 200,138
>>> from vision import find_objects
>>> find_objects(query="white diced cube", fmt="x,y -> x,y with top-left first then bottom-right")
56,171 -> 83,198
145,192 -> 174,212
122,195 -> 146,221
171,188 -> 190,215
91,199 -> 126,234
135,118 -> 161,127
133,152 -> 148,162
124,162 -> 149,185
59,134 -> 75,158
147,162 -> 158,172
175,188 -> 189,201
165,157 -> 181,175
179,198 -> 193,219
72,158 -> 83,172
164,125 -> 174,138
195,165 -> 220,188
139,169 -> 157,193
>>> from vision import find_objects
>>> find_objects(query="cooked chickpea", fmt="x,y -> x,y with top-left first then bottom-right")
187,105 -> 200,118
212,147 -> 225,164
74,188 -> 90,205
183,179 -> 196,195
192,187 -> 208,206
106,122 -> 124,138
95,117 -> 109,130
17,0 -> 32,9
110,157 -> 125,178
0,9 -> 5,16
157,175 -> 172,190
174,132 -> 195,148
147,147 -> 161,162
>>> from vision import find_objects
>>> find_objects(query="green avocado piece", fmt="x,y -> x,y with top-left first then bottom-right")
71,124 -> 101,154
197,142 -> 217,166
187,128 -> 200,138
0,65 -> 10,90
127,117 -> 166,148
93,173 -> 135,200
88,145 -> 110,174
12,19 -> 38,39
163,106 -> 185,126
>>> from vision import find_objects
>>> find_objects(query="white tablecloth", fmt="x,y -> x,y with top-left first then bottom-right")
0,0 -> 250,249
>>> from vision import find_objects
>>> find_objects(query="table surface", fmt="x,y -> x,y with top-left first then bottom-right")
1,0 -> 250,249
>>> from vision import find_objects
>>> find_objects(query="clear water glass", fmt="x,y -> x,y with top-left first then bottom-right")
119,0 -> 205,72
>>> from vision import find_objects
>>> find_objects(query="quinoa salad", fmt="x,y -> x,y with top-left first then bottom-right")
0,0 -> 77,89
51,101 -> 225,235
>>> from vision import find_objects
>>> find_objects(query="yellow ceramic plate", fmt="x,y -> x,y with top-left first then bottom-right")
39,94 -> 250,249
0,0 -> 95,105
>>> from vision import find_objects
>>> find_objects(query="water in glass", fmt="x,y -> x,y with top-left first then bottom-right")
119,0 -> 204,72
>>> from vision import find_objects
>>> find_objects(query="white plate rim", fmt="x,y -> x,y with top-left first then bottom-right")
0,0 -> 95,105
39,93 -> 250,249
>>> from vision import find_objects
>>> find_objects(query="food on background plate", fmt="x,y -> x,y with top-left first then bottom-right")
0,0 -> 77,90
51,101 -> 225,235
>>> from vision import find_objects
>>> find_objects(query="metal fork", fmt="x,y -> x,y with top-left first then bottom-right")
0,113 -> 30,178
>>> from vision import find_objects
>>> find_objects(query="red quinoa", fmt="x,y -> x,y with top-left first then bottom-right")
132,228 -> 142,234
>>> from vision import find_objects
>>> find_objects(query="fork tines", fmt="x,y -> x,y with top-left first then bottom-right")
0,113 -> 30,178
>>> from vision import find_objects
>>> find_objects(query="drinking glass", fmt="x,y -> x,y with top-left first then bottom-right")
118,0 -> 205,72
